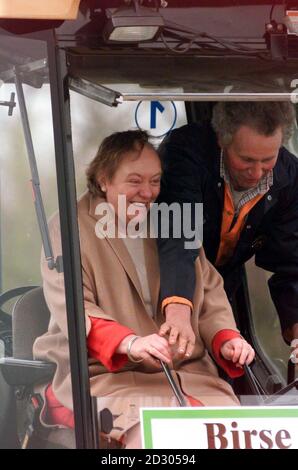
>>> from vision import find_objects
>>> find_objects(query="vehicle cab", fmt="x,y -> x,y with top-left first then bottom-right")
0,0 -> 297,450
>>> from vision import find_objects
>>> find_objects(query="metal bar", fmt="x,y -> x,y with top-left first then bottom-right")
14,71 -> 59,271
243,364 -> 266,399
0,58 -> 47,84
68,78 -> 297,104
46,32 -> 96,449
69,76 -> 123,107
0,92 -> 16,115
121,93 -> 296,101
159,360 -> 187,407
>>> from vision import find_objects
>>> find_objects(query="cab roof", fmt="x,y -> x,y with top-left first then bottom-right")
1,1 -> 298,98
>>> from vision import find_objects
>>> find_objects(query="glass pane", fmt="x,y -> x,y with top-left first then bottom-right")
0,35 -> 75,449
0,82 -> 58,293
246,258 -> 291,381
246,124 -> 298,382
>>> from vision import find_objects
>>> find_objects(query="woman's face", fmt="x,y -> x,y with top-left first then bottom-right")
99,144 -> 162,225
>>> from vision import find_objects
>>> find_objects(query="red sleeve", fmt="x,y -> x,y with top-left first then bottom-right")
87,317 -> 135,372
212,329 -> 244,378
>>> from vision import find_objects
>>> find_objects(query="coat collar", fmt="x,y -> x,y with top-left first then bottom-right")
87,192 -> 160,315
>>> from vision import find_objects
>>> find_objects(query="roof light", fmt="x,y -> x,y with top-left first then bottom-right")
103,3 -> 164,43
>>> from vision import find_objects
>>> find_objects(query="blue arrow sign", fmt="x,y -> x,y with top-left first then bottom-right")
135,100 -> 177,138
150,101 -> 165,129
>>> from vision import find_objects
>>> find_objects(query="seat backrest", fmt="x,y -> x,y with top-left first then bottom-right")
12,287 -> 50,360
9,288 -> 76,449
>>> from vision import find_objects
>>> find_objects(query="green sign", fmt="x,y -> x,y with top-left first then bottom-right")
141,406 -> 298,449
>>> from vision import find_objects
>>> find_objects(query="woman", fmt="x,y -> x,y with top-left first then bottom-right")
33,130 -> 254,448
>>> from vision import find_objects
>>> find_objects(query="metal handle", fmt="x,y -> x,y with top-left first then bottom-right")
243,363 -> 266,398
159,360 -> 187,407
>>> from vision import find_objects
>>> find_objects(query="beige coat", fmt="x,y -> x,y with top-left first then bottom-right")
33,191 -> 239,436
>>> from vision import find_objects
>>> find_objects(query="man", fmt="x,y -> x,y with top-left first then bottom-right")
157,102 -> 298,357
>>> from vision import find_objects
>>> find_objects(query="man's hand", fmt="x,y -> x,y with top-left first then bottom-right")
220,337 -> 255,367
159,304 -> 196,358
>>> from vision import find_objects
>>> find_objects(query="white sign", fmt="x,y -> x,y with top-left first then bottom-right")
141,406 -> 298,449
135,100 -> 177,138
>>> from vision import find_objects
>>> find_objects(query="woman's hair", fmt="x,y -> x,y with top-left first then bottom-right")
212,102 -> 296,147
87,129 -> 155,196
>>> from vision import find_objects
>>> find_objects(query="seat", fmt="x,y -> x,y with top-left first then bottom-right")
12,286 -> 51,360
0,286 -> 39,358
0,286 -> 40,449
0,287 -> 69,448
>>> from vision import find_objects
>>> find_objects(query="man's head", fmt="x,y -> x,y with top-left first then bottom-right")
212,102 -> 296,190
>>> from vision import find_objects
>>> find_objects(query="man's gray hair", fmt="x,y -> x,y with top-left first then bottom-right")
212,102 -> 296,147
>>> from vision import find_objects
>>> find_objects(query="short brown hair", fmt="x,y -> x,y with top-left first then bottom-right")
87,130 -> 155,196
212,102 -> 296,147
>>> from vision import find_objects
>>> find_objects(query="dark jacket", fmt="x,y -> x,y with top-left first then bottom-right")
157,122 -> 298,334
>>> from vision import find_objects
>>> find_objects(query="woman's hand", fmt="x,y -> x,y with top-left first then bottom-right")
118,333 -> 172,368
130,334 -> 172,365
159,304 -> 196,358
220,337 -> 255,367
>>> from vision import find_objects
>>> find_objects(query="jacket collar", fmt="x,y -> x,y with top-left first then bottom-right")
271,148 -> 290,192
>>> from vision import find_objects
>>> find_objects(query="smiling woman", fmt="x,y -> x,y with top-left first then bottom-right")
87,130 -> 162,226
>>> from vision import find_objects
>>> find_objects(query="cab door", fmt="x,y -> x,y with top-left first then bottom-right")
0,26 -> 96,449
